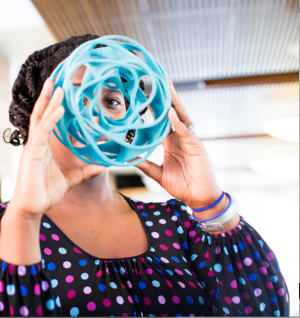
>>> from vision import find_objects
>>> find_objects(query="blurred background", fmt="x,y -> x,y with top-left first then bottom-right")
0,0 -> 298,314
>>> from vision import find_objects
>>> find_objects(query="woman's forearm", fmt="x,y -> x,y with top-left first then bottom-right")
0,201 -> 42,265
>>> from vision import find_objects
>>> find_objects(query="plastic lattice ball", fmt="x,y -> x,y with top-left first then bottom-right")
50,35 -> 171,167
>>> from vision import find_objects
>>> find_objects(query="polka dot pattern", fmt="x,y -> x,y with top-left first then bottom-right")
0,197 -> 289,317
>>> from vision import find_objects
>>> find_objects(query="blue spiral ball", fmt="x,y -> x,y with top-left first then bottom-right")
50,35 -> 171,167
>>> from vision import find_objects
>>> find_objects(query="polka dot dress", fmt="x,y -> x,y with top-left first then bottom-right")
0,197 -> 289,316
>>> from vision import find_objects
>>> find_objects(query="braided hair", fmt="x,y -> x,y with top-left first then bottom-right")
4,34 -> 145,146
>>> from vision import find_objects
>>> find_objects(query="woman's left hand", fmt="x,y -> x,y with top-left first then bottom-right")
135,79 -> 223,210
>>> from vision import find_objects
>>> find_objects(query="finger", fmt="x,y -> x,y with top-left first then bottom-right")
135,158 -> 163,184
168,107 -> 191,139
29,78 -> 54,134
64,164 -> 106,190
168,79 -> 193,127
40,87 -> 64,124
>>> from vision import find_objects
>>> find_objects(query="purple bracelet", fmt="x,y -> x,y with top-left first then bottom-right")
191,192 -> 232,222
191,191 -> 225,212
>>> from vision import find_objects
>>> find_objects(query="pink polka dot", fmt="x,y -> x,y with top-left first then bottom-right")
277,288 -> 285,296
189,231 -> 196,237
227,231 -> 232,236
230,280 -> 237,288
263,261 -> 269,268
245,307 -> 253,314
63,261 -> 71,269
96,271 -> 102,277
145,269 -> 153,275
160,244 -> 168,251
188,281 -> 196,288
83,286 -> 92,294
162,314 -> 168,317
254,288 -> 262,297
39,234 -> 46,241
173,243 -> 180,249
149,205 -> 155,209
41,281 -> 49,291
135,269 -> 142,275
0,281 -> 4,292
224,297 -> 232,305
122,314 -> 128,317
266,282 -> 273,289
51,234 -> 59,241
128,296 -> 133,303
65,275 -> 74,283
194,237 -> 201,243
232,296 -> 240,304
9,265 -> 14,275
243,257 -> 252,266
34,284 -> 41,295
9,306 -> 14,316
44,248 -> 52,256
73,247 -> 82,253
245,237 -> 252,244
139,257 -> 145,263
20,305 -> 29,316
116,296 -> 124,305
67,290 -> 76,298
106,268 -> 110,275
208,270 -> 214,277
144,297 -> 151,306
205,252 -> 210,260
137,205 -> 143,209
175,269 -> 183,275
87,301 -> 96,311
267,252 -> 274,261
259,267 -> 268,275
166,280 -> 173,288
215,246 -> 221,254
184,221 -> 190,228
178,282 -> 185,288
165,230 -> 173,236
209,289 -> 215,297
36,305 -> 42,316
158,295 -> 166,304
172,295 -> 180,304
236,262 -> 242,270
127,281 -> 132,289
242,292 -> 250,299
166,207 -> 172,212
286,293 -> 289,302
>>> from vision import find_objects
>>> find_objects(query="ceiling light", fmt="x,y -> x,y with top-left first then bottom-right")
262,116 -> 299,143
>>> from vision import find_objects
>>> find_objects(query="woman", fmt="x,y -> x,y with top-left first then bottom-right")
0,34 -> 289,317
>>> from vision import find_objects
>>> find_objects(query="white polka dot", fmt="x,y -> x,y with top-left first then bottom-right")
116,296 -> 124,304
83,286 -> 92,294
151,232 -> 159,238
43,222 -> 51,228
18,265 -> 27,276
159,219 -> 166,224
160,257 -> 169,263
63,261 -> 71,269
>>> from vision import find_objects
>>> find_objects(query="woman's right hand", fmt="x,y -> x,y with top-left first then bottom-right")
10,78 -> 104,216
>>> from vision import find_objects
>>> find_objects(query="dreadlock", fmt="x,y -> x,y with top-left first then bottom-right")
4,34 -> 145,146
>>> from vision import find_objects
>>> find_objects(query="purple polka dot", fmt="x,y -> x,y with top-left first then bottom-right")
145,269 -> 153,275
65,275 -> 74,283
178,282 -> 185,288
267,252 -> 274,261
39,234 -> 46,241
230,280 -> 237,288
215,246 -> 221,254
243,257 -> 252,266
19,306 -> 29,316
18,266 -> 27,276
51,234 -> 59,241
245,237 -> 252,244
165,230 -> 173,236
0,301 -> 4,311
188,281 -> 196,288
149,205 -> 155,209
189,231 -> 196,237
184,221 -> 190,228
160,245 -> 168,251
286,293 -> 289,302
172,296 -> 180,304
158,296 -> 166,304
242,292 -> 249,299
166,207 -> 172,212
175,269 -> 183,275
44,248 -> 52,255
41,281 -> 49,291
173,243 -> 180,249
83,286 -> 92,294
36,305 -> 42,316
128,296 -> 133,303
87,301 -> 96,311
254,288 -> 262,297
127,281 -> 132,289
137,205 -> 143,209
116,296 -> 124,305
263,261 -> 269,268
259,267 -> 267,275
232,296 -> 240,304
0,282 -> 4,292
266,282 -> 273,289
161,257 -> 169,263
67,290 -> 76,299
122,314 -> 128,317
166,281 -> 173,288
245,307 -> 253,314
277,288 -> 285,296
236,262 -> 242,270
73,247 -> 82,253
34,284 -> 41,295
151,232 -> 159,238
144,297 -> 151,306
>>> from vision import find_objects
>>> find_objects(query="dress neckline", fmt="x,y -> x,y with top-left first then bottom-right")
42,192 -> 151,261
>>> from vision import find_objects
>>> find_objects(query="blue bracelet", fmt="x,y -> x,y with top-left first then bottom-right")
191,192 -> 232,223
191,191 -> 225,212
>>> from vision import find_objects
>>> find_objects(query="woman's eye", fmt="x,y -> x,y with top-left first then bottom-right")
105,99 -> 120,107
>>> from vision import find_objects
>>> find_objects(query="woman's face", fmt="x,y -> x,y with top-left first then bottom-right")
49,65 -> 127,172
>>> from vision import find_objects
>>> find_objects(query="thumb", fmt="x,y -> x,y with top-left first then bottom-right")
63,164 -> 106,190
135,159 -> 163,184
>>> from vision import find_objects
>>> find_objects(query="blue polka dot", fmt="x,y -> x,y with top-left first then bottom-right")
258,240 -> 264,247
182,242 -> 188,250
207,236 -> 211,245
260,303 -> 266,311
249,273 -> 257,281
233,245 -> 238,253
81,273 -> 89,280
141,212 -> 148,217
152,280 -> 160,287
177,226 -> 184,234
133,312 -> 136,316
199,261 -> 206,269
98,284 -> 106,291
176,314 -> 182,317
43,222 -> 51,228
169,200 -> 175,205
182,256 -> 187,263
51,279 -> 58,288
150,247 -> 155,252
166,269 -> 173,275
190,254 -> 197,261
198,296 -> 204,305
215,292 -> 218,299
181,205 -> 187,210
172,256 -> 180,263
228,264 -> 233,272
270,296 -> 277,304
113,267 -> 118,272
223,246 -> 229,255
30,265 -> 37,275
20,285 -> 27,296
138,282 -> 146,289
214,263 -> 222,272
156,268 -> 163,274
46,299 -> 55,310
95,260 -> 100,265
153,257 -> 160,264
186,296 -> 194,304
79,259 -> 87,266
270,276 -> 278,283
274,310 -> 280,317
55,297 -> 61,307
7,284 -> 15,296
70,307 -> 79,317
48,262 -> 56,271
145,221 -> 153,227
239,277 -> 246,285
174,211 -> 180,217
252,251 -> 260,259
134,295 -> 139,302
147,257 -> 152,263
277,265 -> 281,272
110,282 -> 117,289
1,261 -> 6,272
201,282 -> 205,288
238,242 -> 245,250
223,307 -> 230,314
120,267 -> 125,275
58,247 -> 67,254
153,211 -> 161,216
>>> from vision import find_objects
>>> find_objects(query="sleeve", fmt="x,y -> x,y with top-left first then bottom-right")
168,199 -> 290,317
0,203 -> 62,316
